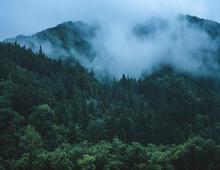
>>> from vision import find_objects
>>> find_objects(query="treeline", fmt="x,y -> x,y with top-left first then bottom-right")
1,43 -> 220,169
11,135 -> 220,170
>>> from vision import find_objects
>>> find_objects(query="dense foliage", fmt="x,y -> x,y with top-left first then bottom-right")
1,42 -> 220,169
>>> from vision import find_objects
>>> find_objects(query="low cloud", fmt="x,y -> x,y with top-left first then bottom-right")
91,16 -> 219,78
1,0 -> 220,79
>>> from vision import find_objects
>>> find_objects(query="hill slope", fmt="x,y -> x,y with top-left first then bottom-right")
1,42 -> 220,169
5,21 -> 96,65
4,15 -> 220,78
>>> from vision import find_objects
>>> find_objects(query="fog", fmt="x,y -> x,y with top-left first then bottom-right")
91,16 -> 219,78
1,0 -> 220,78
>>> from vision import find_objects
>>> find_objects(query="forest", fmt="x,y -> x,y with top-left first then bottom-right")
1,42 -> 220,170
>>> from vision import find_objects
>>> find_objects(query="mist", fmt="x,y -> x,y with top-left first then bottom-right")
1,0 -> 220,79
89,16 -> 219,79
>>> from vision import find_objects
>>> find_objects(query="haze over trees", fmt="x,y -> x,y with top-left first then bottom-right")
1,15 -> 220,169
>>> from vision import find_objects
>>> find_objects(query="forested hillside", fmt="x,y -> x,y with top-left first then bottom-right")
1,42 -> 220,169
4,21 -> 96,63
5,15 -> 220,80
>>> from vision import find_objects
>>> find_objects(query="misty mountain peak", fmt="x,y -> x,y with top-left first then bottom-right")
3,15 -> 220,79
4,20 -> 96,64
51,20 -> 94,36
15,34 -> 26,39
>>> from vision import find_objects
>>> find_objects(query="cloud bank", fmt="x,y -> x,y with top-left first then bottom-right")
91,16 -> 219,78
1,0 -> 220,79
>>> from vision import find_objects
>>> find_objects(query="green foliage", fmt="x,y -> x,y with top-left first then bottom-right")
29,104 -> 56,135
14,125 -> 43,170
9,138 -> 220,170
19,125 -> 43,153
170,137 -> 220,170
0,102 -> 24,167
77,154 -> 96,170
29,104 -> 69,149
1,42 -> 220,169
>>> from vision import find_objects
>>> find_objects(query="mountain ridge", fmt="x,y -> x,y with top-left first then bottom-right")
4,21 -> 96,65
2,15 -> 220,169
3,15 -> 220,79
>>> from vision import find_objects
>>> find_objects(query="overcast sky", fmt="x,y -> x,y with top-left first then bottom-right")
0,0 -> 220,40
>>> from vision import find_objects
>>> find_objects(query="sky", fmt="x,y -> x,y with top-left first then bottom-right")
0,0 -> 220,40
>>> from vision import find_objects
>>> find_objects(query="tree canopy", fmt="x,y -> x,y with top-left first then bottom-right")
1,42 -> 220,169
